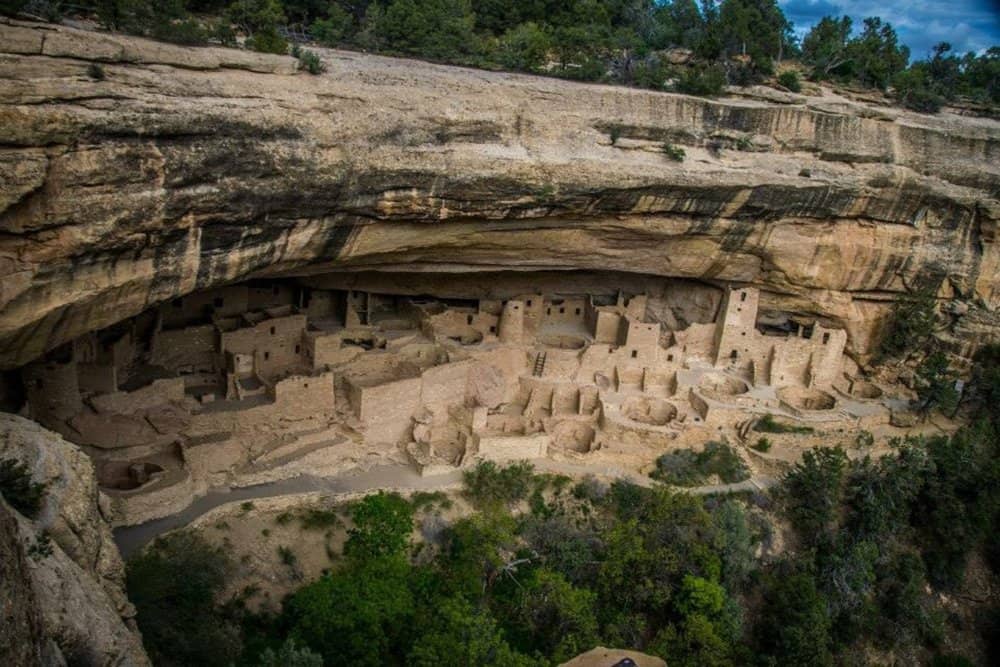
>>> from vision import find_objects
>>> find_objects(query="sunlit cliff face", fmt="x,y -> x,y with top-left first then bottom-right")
1,20 -> 998,375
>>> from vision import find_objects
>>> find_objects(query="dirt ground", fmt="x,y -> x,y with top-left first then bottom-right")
191,488 -> 472,612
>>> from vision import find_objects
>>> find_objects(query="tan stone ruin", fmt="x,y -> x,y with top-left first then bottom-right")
15,273 -> 907,526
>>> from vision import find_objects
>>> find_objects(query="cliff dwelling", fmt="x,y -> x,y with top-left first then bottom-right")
14,270 -> 916,525
1,13 -> 999,667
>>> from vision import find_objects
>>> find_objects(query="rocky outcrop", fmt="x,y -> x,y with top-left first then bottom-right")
0,19 -> 998,368
0,501 -> 46,667
0,413 -> 150,666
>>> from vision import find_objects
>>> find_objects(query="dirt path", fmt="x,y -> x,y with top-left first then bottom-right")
113,460 -> 777,558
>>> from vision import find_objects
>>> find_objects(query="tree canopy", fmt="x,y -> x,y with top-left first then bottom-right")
8,0 -> 994,111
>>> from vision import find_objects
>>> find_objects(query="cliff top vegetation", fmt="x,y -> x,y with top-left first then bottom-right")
3,0 -> 997,114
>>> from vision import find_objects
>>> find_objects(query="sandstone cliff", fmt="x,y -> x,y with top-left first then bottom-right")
1,19 -> 998,369
0,413 -> 150,666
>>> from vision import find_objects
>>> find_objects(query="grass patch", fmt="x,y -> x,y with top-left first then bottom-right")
754,414 -> 814,435
651,441 -> 751,486
275,511 -> 293,525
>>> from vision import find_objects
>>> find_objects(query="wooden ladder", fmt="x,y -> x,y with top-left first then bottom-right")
532,351 -> 547,377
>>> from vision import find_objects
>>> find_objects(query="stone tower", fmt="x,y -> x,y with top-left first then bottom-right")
713,287 -> 759,366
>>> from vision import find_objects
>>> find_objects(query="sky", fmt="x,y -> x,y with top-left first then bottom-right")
778,0 -> 1000,58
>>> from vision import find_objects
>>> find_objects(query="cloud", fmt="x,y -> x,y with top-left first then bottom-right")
778,0 -> 1000,57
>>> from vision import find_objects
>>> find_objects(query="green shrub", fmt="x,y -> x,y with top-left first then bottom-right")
880,287 -> 938,359
777,70 -> 802,92
368,0 -> 478,61
651,442 -> 750,486
970,344 -> 1000,425
310,4 -> 353,46
495,21 -> 551,72
755,414 -> 814,434
782,447 -> 848,543
675,64 -> 727,96
246,27 -> 288,54
152,17 -> 208,45
298,506 -> 339,529
0,458 -> 46,518
753,437 -> 772,452
661,142 -> 685,162
893,68 -> 945,113
240,501 -> 254,512
278,544 -> 297,566
409,490 -> 449,512
87,63 -> 107,80
0,0 -> 28,18
211,20 -> 238,47
914,350 -> 959,417
701,441 -> 751,483
631,57 -> 671,89
257,638 -> 323,667
28,531 -> 54,560
345,491 -> 413,560
855,430 -> 875,449
462,460 -> 535,508
572,475 -> 608,503
651,448 -> 703,486
295,47 -> 325,74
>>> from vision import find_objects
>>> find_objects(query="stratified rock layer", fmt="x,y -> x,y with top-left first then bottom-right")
1,19 -> 998,368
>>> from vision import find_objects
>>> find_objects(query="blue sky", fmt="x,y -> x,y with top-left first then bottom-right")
778,0 -> 1000,58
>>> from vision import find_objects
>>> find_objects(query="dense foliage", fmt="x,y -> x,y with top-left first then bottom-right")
128,382 -> 1000,666
879,286 -> 940,360
127,530 -> 242,666
650,440 -> 750,485
800,17 -> 998,109
5,1 -> 995,111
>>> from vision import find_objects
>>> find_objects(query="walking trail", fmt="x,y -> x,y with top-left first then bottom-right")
113,459 -> 777,557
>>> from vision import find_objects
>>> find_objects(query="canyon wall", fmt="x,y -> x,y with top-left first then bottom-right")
1,19 -> 999,369
0,413 -> 150,665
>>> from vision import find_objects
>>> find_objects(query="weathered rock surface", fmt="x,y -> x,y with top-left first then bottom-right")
0,413 -> 150,666
0,501 -> 46,667
0,19 -> 998,368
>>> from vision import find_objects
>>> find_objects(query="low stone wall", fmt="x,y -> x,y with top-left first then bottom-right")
475,432 -> 549,461
90,377 -> 185,414
101,470 -> 198,527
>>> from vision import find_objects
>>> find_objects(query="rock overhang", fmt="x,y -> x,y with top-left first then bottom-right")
0,19 -> 998,369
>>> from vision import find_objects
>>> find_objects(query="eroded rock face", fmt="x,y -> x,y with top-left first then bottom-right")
0,19 -> 998,369
0,502 -> 46,667
0,413 -> 150,666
